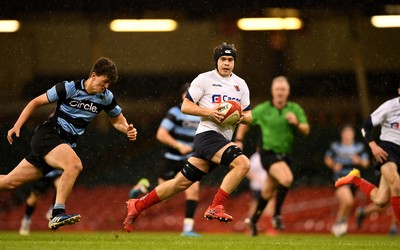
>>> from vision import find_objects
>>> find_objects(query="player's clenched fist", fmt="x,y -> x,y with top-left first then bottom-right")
126,124 -> 137,141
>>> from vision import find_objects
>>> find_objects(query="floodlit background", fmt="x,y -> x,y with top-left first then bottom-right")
0,0 -> 399,234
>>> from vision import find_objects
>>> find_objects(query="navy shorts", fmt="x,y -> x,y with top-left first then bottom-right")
25,121 -> 76,175
375,141 -> 400,172
192,131 -> 231,162
259,149 -> 291,172
158,158 -> 185,180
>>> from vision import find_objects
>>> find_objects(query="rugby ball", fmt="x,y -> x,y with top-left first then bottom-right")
218,100 -> 242,126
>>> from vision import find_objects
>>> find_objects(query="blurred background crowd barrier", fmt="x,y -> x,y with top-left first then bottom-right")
0,0 -> 399,233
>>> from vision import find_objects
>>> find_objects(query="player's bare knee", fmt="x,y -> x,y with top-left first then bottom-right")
71,163 -> 83,174
221,145 -> 247,171
65,161 -> 83,175
242,157 -> 251,172
391,185 -> 400,196
233,157 -> 250,176
375,200 -> 389,208
261,192 -> 274,200
175,177 -> 193,191
343,198 -> 354,207
282,177 -> 293,188
278,175 -> 293,188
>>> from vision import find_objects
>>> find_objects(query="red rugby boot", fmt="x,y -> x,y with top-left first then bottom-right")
204,205 -> 233,223
124,199 -> 140,232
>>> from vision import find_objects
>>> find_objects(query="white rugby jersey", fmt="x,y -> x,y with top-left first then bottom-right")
248,152 -> 267,191
188,69 -> 251,140
371,96 -> 400,145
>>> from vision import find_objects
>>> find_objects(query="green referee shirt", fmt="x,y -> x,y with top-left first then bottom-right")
252,101 -> 308,154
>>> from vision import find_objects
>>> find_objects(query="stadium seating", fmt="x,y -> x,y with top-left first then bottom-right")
0,185 -> 393,234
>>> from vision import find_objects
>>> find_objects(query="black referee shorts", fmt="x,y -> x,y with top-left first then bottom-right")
259,149 -> 291,172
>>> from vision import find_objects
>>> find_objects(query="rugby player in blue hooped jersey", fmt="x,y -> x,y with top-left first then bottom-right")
1,57 -> 138,230
124,42 -> 252,233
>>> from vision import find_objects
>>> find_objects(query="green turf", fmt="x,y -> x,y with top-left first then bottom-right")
0,232 -> 399,250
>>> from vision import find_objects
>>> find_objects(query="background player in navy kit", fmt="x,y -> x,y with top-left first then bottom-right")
1,57 -> 137,230
155,82 -> 201,236
324,125 -> 370,237
124,42 -> 252,233
19,169 -> 62,235
335,82 -> 400,228
128,83 -> 201,236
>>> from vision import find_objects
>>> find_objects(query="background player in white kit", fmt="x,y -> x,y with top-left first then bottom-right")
246,151 -> 267,218
124,42 -> 252,232
335,83 -> 400,227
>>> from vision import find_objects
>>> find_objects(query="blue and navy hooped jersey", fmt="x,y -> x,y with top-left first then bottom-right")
159,105 -> 200,161
46,79 -> 122,136
325,141 -> 369,176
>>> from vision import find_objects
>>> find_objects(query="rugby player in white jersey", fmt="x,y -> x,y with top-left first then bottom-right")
124,42 -> 252,232
336,83 -> 400,227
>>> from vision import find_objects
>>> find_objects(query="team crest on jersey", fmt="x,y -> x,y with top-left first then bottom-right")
234,85 -> 240,92
212,95 -> 222,103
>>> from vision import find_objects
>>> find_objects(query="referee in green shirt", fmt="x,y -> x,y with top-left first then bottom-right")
236,76 -> 310,236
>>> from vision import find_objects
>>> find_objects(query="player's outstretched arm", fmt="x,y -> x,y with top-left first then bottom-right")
7,93 -> 49,145
109,113 -> 137,141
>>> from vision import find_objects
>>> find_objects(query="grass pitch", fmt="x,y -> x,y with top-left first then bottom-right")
0,231 -> 399,250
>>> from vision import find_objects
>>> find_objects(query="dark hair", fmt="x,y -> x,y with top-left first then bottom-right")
339,124 -> 354,133
213,42 -> 237,68
179,82 -> 190,96
89,57 -> 118,84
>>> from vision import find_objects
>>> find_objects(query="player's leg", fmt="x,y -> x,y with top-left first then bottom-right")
182,181 -> 200,236
0,159 -> 42,235
20,175 -> 53,235
44,144 -> 82,230
19,191 -> 39,235
204,143 -> 250,222
379,162 -> 400,224
335,169 -> 377,196
355,203 -> 385,229
124,162 -> 204,232
156,158 -> 201,237
268,161 -> 293,230
388,210 -> 399,235
0,159 -> 43,190
247,174 -> 278,236
331,185 -> 353,236
46,175 -> 61,220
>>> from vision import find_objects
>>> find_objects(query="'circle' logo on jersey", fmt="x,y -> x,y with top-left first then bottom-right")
69,100 -> 99,113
